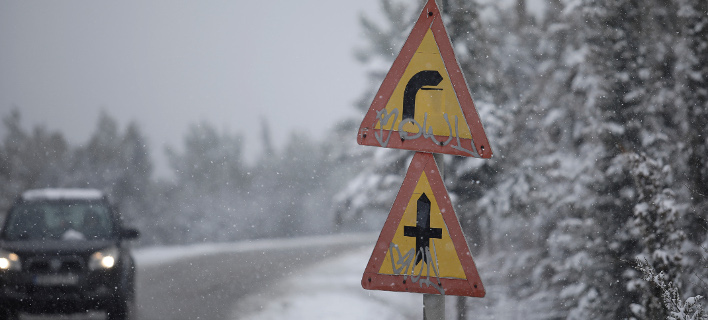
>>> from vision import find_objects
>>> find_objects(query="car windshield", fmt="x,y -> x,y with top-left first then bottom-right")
2,201 -> 114,241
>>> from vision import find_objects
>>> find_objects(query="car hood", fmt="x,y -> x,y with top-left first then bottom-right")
0,239 -> 117,255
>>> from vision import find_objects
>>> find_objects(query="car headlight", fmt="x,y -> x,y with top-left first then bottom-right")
0,249 -> 21,271
89,247 -> 119,270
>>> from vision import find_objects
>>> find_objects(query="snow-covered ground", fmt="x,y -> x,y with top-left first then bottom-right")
230,246 -> 421,320
134,233 -> 423,320
225,246 -> 533,320
133,233 -> 524,320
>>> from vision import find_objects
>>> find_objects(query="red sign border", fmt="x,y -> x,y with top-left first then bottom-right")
357,0 -> 492,158
361,152 -> 485,297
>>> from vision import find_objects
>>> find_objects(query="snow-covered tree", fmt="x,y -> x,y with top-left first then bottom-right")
344,0 -> 708,319
63,112 -> 154,230
0,110 -> 69,213
677,0 -> 708,247
635,259 -> 706,320
627,153 -> 685,320
164,121 -> 249,243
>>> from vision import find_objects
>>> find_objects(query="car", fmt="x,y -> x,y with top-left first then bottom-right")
0,188 -> 139,320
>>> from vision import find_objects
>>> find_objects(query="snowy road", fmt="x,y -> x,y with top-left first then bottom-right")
134,234 -> 375,320
133,235 -> 553,320
18,233 -> 534,320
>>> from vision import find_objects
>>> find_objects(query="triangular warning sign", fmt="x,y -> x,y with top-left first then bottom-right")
361,152 -> 485,297
357,0 -> 492,158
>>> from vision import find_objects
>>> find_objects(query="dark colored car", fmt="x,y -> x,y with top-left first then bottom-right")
0,189 -> 139,320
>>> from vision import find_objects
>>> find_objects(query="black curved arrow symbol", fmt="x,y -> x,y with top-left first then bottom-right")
402,70 -> 443,120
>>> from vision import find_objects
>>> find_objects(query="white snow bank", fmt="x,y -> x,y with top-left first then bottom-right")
133,233 -> 376,267
231,247 -> 421,320
231,245 -> 556,320
134,233 -> 515,320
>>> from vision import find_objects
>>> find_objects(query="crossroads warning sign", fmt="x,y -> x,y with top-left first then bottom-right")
361,152 -> 485,297
357,0 -> 492,158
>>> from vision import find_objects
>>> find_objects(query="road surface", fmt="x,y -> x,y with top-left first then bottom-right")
135,236 -> 372,320
20,234 -> 374,320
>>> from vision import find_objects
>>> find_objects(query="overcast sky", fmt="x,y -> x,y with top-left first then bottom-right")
0,0 -> 389,177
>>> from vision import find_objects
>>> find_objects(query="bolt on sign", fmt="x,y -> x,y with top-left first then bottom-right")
361,152 -> 485,297
357,0 -> 492,158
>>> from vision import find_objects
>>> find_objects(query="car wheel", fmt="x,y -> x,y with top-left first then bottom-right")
0,308 -> 17,320
107,299 -> 133,320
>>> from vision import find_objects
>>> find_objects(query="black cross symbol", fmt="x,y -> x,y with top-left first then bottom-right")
403,193 -> 442,265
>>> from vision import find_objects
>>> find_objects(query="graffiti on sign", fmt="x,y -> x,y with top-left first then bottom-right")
372,107 -> 480,158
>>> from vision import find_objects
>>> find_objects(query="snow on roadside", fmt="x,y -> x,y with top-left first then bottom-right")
133,233 -> 531,320
226,243 -> 540,320
231,247 -> 421,320
133,233 -> 429,320
133,233 -> 376,267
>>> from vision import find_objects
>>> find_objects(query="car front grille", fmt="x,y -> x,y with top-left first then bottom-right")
26,256 -> 85,274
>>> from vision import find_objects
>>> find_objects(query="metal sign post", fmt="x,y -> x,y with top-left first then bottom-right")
424,153 -> 446,320
424,289 -> 445,320
425,5 -> 445,318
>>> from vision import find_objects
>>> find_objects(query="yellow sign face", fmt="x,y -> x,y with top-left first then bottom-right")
378,171 -> 466,279
374,29 -> 472,139
362,152 -> 485,297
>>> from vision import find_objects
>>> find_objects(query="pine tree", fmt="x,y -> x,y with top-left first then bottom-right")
627,153 -> 685,319
336,0 -> 422,230
165,122 -> 249,243
678,0 -> 708,245
61,112 -> 155,236
0,110 -> 69,212
346,1 -> 708,318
